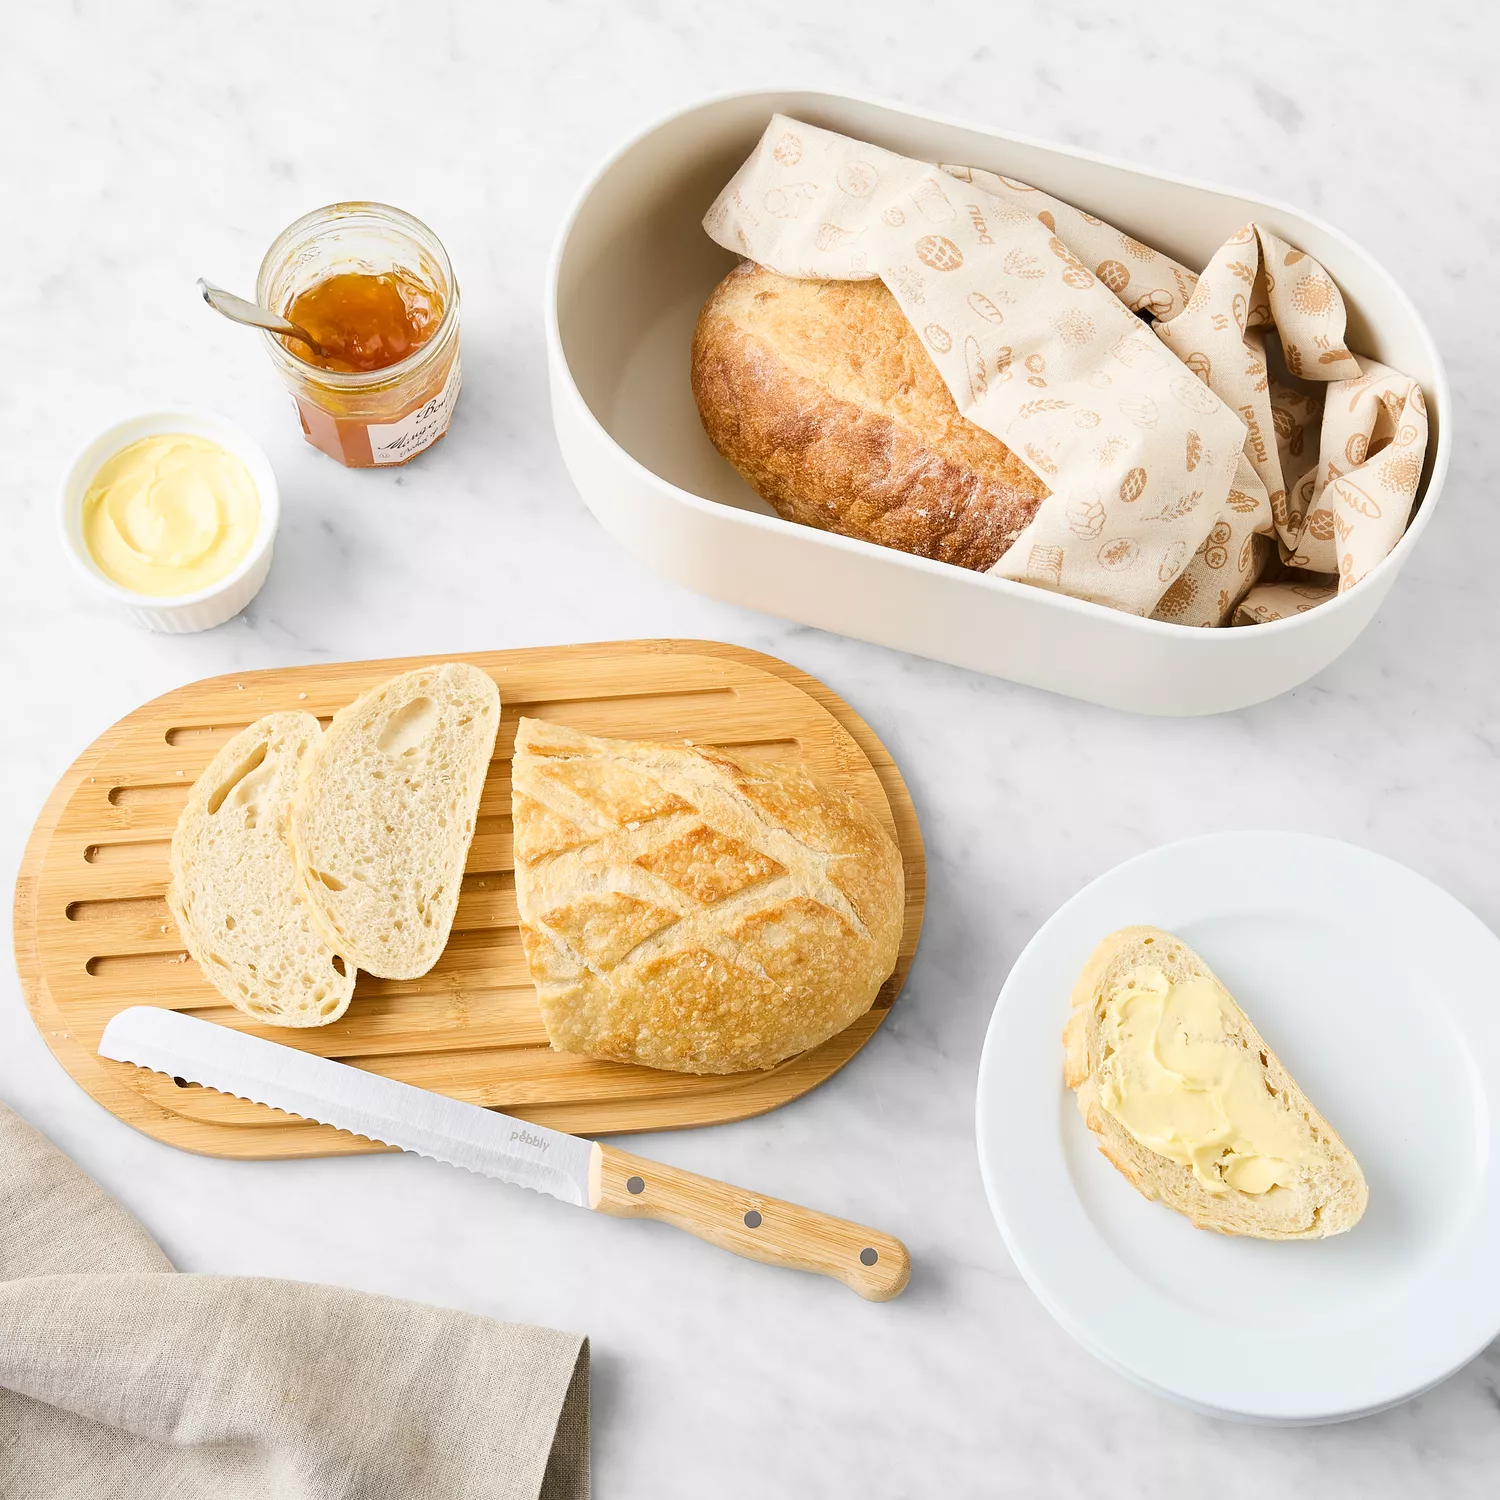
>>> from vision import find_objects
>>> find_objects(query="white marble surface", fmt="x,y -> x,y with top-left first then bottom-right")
2,2 -> 1497,1493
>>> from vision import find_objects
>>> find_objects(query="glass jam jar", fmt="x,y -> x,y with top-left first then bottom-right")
256,202 -> 460,467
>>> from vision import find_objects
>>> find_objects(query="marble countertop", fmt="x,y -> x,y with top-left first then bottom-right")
2,2 -> 1496,1493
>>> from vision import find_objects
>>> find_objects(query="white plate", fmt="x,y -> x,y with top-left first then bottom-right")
976,831 -> 1500,1423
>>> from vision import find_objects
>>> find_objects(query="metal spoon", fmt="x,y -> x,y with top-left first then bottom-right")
196,278 -> 325,357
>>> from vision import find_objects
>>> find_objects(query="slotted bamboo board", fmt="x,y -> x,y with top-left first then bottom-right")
15,640 -> 924,1158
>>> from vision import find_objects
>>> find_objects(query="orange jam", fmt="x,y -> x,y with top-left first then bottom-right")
283,268 -> 442,373
258,203 -> 461,468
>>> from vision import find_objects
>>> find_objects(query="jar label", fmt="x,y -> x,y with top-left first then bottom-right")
366,358 -> 462,465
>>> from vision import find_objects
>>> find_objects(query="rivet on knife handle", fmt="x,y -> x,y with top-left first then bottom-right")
588,1143 -> 911,1301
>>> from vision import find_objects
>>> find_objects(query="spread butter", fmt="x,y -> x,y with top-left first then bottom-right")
1096,966 -> 1313,1195
81,434 -> 259,597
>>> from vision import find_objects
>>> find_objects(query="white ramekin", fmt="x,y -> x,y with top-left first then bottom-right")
59,408 -> 280,634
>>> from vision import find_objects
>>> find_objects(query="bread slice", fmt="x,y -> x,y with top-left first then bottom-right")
1063,926 -> 1367,1239
512,717 -> 904,1074
289,663 -> 499,980
167,713 -> 356,1027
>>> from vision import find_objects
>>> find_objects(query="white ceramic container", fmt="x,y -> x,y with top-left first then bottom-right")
547,90 -> 1449,716
60,408 -> 279,633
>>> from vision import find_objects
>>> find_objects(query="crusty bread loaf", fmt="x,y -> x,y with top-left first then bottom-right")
691,261 -> 1049,569
1063,926 -> 1367,1239
167,713 -> 355,1027
291,663 -> 500,980
511,718 -> 904,1074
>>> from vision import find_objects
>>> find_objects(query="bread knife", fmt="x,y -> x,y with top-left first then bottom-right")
99,1007 -> 909,1300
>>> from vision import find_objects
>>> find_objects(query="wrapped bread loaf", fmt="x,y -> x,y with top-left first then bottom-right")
691,261 -> 1049,569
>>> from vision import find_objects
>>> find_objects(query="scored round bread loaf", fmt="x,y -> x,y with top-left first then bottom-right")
1063,926 -> 1368,1240
691,261 -> 1050,569
511,718 -> 905,1075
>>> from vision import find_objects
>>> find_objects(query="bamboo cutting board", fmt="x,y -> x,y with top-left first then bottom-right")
14,640 -> 924,1158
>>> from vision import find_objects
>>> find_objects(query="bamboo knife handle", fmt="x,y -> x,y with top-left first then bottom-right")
588,1142 -> 910,1300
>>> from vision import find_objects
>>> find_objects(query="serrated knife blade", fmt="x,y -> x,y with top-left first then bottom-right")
98,1005 -> 912,1300
99,1006 -> 597,1207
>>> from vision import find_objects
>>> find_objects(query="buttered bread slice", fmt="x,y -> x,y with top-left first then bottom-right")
168,712 -> 355,1027
291,663 -> 500,980
511,718 -> 904,1075
1063,926 -> 1367,1239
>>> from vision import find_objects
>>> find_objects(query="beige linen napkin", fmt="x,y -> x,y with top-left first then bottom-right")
705,116 -> 1427,626
0,1103 -> 588,1500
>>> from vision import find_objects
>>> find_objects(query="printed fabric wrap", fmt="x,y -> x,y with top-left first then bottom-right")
705,116 -> 1427,627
